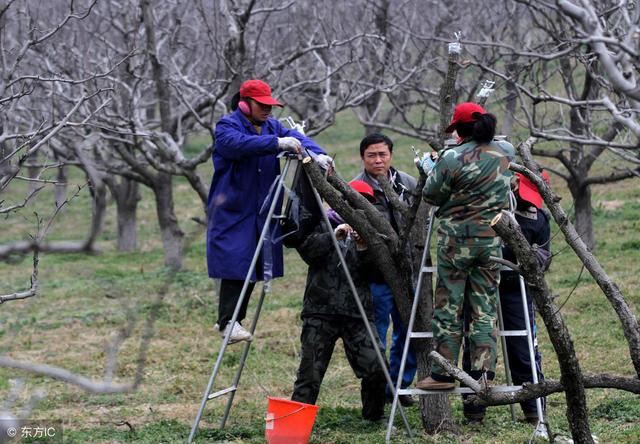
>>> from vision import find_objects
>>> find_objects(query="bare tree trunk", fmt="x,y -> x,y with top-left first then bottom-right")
437,46 -> 459,150
84,181 -> 107,251
107,178 -> 139,252
501,61 -> 518,136
27,160 -> 40,195
569,181 -> 595,251
55,165 -> 67,207
153,173 -> 183,269
491,211 -> 594,443
410,203 -> 456,433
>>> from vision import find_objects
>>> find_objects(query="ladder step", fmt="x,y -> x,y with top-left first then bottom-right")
420,266 -> 437,273
207,386 -> 237,400
499,330 -> 528,337
410,330 -> 527,339
398,385 -> 522,395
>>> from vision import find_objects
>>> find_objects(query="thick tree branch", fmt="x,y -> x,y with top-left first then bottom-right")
517,140 -> 640,378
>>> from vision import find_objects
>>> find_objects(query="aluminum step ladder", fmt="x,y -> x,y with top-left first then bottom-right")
385,208 -> 546,443
188,153 -> 297,443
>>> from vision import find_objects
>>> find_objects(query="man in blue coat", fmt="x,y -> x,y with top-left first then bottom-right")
207,79 -> 329,343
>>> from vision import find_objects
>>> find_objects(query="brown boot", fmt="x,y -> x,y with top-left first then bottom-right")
415,376 -> 455,390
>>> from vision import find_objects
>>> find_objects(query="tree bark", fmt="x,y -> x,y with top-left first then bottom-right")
517,139 -> 640,377
27,161 -> 40,196
410,203 -> 456,433
568,180 -> 595,251
437,44 -> 460,150
501,61 -> 518,136
153,173 -> 183,269
107,177 -> 140,252
55,165 -> 67,208
84,181 -> 106,251
491,211 -> 594,444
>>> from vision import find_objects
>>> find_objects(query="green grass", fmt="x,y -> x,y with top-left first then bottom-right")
0,110 -> 639,443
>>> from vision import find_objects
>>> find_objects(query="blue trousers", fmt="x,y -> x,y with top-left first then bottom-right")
370,283 -> 417,391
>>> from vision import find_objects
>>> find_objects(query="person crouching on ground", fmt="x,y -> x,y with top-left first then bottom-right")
290,180 -> 387,422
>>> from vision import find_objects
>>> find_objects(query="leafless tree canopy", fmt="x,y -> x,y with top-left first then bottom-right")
1,0 -> 639,441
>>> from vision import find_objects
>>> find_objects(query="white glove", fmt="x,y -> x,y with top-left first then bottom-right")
277,137 -> 302,153
417,152 -> 436,174
334,223 -> 352,241
316,153 -> 334,170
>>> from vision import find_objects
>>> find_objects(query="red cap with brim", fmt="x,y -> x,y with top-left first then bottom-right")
516,170 -> 550,209
445,102 -> 486,133
349,180 -> 376,203
239,79 -> 283,107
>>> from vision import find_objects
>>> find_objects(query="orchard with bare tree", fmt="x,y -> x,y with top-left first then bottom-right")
0,0 -> 638,443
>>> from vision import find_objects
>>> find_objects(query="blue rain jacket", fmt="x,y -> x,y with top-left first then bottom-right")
206,109 -> 325,281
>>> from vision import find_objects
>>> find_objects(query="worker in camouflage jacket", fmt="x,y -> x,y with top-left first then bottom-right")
415,102 -> 515,390
462,170 -> 551,424
290,180 -> 386,422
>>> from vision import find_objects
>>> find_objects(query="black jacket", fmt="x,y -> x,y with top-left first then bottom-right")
297,224 -> 376,320
501,206 -> 551,292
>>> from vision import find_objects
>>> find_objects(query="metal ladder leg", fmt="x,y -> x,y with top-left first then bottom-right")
386,207 -> 436,443
496,294 -> 518,421
519,275 -> 545,425
220,283 -> 268,428
188,157 -> 294,443
307,180 -> 413,438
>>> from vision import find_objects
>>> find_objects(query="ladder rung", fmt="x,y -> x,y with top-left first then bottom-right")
420,266 -> 436,273
499,330 -> 528,337
398,385 -> 522,395
409,330 -> 527,339
207,386 -> 237,400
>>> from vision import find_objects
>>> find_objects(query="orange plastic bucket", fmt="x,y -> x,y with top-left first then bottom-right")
265,397 -> 320,444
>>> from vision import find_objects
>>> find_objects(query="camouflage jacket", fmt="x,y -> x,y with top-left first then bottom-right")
422,138 -> 515,239
297,224 -> 376,320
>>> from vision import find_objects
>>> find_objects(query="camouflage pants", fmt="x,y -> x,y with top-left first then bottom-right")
431,236 -> 501,378
292,315 -> 387,420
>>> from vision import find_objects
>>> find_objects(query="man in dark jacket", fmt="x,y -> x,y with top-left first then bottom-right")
352,133 -> 418,406
207,79 -> 328,343
291,181 -> 387,422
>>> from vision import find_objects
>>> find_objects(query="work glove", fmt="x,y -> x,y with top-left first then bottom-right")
533,244 -> 552,271
277,136 -> 302,153
316,153 -> 334,170
351,231 -> 367,251
334,223 -> 352,241
416,152 -> 437,174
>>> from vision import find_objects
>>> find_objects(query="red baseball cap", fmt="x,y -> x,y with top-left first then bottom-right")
516,170 -> 550,209
445,102 -> 486,133
239,79 -> 283,107
349,180 -> 376,203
